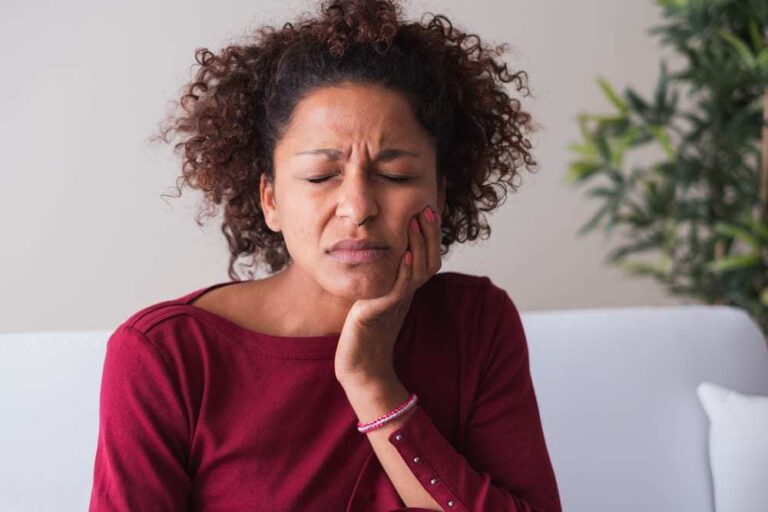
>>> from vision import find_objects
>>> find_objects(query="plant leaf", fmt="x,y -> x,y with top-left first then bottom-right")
567,141 -> 600,159
748,19 -> 763,52
565,160 -> 602,184
648,125 -> 676,159
625,89 -> 651,119
617,259 -> 670,279
597,77 -> 629,113
594,130 -> 611,161
713,222 -> 762,249
718,29 -> 755,68
577,202 -> 612,235
708,253 -> 762,273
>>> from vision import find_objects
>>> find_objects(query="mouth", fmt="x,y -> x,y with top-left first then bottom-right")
327,248 -> 388,264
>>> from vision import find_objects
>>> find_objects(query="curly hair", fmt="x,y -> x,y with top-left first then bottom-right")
151,0 -> 539,280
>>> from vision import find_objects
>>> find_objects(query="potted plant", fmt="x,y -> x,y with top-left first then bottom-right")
566,0 -> 768,337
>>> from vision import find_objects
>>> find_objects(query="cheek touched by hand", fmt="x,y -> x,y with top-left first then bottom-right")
334,204 -> 442,387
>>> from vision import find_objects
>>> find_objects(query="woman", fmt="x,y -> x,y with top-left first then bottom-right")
89,0 -> 561,510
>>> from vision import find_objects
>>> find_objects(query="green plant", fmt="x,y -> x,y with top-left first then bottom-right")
566,0 -> 768,336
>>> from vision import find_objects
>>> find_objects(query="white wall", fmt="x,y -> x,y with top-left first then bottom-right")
0,0 -> 689,332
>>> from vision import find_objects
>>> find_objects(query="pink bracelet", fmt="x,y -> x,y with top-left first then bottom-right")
357,393 -> 419,434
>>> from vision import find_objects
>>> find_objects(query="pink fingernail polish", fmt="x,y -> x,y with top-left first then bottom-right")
425,206 -> 434,222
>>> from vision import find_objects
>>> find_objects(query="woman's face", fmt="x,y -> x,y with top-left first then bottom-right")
261,82 -> 445,301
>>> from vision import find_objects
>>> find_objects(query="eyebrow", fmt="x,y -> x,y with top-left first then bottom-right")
294,148 -> 420,162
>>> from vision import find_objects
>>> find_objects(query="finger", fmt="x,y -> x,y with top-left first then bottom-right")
408,216 -> 427,285
419,205 -> 442,275
392,248 -> 413,301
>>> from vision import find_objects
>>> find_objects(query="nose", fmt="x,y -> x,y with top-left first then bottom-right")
335,167 -> 379,226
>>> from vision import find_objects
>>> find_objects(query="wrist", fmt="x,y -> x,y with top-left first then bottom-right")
342,375 -> 411,427
337,369 -> 398,392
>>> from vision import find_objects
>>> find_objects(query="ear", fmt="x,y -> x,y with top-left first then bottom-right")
260,173 -> 281,233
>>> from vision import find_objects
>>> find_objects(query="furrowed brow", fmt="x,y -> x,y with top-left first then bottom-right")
294,148 -> 420,162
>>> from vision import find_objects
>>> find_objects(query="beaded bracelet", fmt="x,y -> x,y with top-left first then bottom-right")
357,393 -> 419,434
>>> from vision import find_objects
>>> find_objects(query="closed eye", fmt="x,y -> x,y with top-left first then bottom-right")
306,174 -> 413,184
380,175 -> 412,183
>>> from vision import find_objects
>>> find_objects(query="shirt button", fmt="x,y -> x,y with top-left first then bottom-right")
447,500 -> 455,507
395,434 -> 403,441
413,456 -> 421,463
430,478 -> 439,485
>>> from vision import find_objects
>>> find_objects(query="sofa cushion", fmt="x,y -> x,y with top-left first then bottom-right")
697,382 -> 768,512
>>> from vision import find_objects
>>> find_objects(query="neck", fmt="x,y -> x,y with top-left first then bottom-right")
268,263 -> 355,336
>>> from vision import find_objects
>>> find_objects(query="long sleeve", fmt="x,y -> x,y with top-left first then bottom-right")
89,324 -> 192,511
386,288 -> 562,512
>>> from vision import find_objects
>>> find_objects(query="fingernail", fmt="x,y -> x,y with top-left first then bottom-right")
424,206 -> 434,222
410,218 -> 420,232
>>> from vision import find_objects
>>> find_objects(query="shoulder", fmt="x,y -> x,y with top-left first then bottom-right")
420,271 -> 511,310
422,271 -> 523,344
416,271 -> 517,339
121,294 -> 201,335
100,288 -> 217,418
409,273 -> 525,386
109,284 -> 222,352
100,286 -> 228,394
426,270 -> 491,289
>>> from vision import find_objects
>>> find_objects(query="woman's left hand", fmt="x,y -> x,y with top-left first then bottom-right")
334,204 -> 442,388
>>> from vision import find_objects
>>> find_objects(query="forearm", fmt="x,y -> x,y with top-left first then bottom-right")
342,376 -> 443,511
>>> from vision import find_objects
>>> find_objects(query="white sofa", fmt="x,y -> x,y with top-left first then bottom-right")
2,304 -> 767,511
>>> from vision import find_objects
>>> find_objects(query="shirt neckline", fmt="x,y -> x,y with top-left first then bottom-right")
175,280 -> 418,360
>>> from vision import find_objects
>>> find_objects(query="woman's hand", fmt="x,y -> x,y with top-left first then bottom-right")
334,204 -> 442,388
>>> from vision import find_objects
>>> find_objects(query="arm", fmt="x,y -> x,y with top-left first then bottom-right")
344,289 -> 562,512
344,378 -> 443,511
89,324 -> 192,511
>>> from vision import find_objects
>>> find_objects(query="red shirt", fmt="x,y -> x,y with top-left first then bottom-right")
89,271 -> 561,511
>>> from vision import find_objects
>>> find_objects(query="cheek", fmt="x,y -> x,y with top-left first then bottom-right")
400,190 -> 434,217
279,209 -> 317,256
295,217 -> 320,252
391,198 -> 429,246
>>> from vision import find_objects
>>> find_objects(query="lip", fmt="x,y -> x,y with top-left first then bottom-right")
327,239 -> 389,251
328,248 -> 388,264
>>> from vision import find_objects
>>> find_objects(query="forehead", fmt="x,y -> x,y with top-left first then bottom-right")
281,83 -> 429,146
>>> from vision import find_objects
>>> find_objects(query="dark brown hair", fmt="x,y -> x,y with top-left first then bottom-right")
152,0 -> 539,280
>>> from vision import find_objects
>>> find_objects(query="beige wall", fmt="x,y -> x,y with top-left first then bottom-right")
0,0 -> 689,332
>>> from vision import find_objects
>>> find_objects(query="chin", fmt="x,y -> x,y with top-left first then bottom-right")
322,264 -> 395,299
